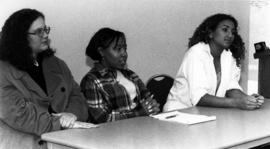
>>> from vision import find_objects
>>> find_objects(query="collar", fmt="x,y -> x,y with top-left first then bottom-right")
200,42 -> 231,60
91,62 -> 130,77
91,62 -> 113,77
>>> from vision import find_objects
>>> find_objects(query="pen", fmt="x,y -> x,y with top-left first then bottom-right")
165,115 -> 177,119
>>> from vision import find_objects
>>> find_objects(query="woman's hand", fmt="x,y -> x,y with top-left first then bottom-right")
251,93 -> 264,107
139,95 -> 160,116
52,113 -> 77,129
234,94 -> 264,110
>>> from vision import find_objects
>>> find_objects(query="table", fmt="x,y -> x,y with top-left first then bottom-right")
42,99 -> 270,149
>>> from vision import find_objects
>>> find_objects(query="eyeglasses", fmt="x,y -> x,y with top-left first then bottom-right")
28,26 -> 50,37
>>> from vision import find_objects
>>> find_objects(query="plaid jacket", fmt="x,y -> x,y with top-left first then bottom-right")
80,63 -> 151,124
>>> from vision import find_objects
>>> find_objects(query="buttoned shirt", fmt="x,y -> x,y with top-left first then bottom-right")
164,42 -> 242,111
80,63 -> 150,123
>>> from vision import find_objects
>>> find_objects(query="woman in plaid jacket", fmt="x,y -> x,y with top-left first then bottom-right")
80,28 -> 160,124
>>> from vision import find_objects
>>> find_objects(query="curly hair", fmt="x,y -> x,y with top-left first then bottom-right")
188,13 -> 245,66
0,8 -> 54,71
86,27 -> 125,61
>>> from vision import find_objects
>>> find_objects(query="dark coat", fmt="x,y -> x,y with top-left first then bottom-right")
0,56 -> 88,149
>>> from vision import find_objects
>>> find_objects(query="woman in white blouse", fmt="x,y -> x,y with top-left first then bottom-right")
164,13 -> 264,111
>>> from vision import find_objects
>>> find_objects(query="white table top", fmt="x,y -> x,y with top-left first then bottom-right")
42,99 -> 270,149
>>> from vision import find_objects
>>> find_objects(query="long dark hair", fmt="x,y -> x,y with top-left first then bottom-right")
188,13 -> 245,66
86,27 -> 125,61
0,8 -> 54,71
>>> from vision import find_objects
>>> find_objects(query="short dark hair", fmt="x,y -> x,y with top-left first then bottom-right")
0,8 -> 54,71
188,13 -> 245,65
86,27 -> 125,61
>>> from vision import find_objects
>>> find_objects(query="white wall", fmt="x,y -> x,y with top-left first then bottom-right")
0,0 -> 250,90
248,0 -> 270,94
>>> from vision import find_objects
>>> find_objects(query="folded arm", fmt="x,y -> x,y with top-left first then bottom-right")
0,82 -> 61,136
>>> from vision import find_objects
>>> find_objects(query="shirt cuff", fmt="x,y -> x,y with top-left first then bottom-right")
191,89 -> 208,106
51,116 -> 61,131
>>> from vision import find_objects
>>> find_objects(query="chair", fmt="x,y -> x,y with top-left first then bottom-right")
146,74 -> 174,111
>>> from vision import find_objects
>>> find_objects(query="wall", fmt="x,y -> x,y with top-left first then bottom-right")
0,0 -> 250,90
248,0 -> 270,94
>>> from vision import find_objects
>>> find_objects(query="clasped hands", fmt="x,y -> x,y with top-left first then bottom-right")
139,95 -> 160,116
236,94 -> 264,110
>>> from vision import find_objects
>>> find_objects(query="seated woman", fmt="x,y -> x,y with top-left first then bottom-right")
80,28 -> 160,124
0,9 -> 89,149
164,13 -> 264,111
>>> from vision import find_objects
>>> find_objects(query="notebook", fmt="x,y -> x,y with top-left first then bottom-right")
151,111 -> 216,125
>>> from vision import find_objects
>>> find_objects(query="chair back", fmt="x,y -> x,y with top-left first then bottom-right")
146,74 -> 174,110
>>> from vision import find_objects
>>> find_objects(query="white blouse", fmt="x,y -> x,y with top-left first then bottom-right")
116,70 -> 137,109
164,42 -> 242,111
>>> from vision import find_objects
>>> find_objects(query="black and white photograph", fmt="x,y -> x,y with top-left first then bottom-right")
0,0 -> 270,149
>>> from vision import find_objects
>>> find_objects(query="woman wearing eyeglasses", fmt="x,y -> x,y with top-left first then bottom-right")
0,9 -> 89,149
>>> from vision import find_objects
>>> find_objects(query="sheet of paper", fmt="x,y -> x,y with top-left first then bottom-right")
72,121 -> 99,129
151,111 -> 216,125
